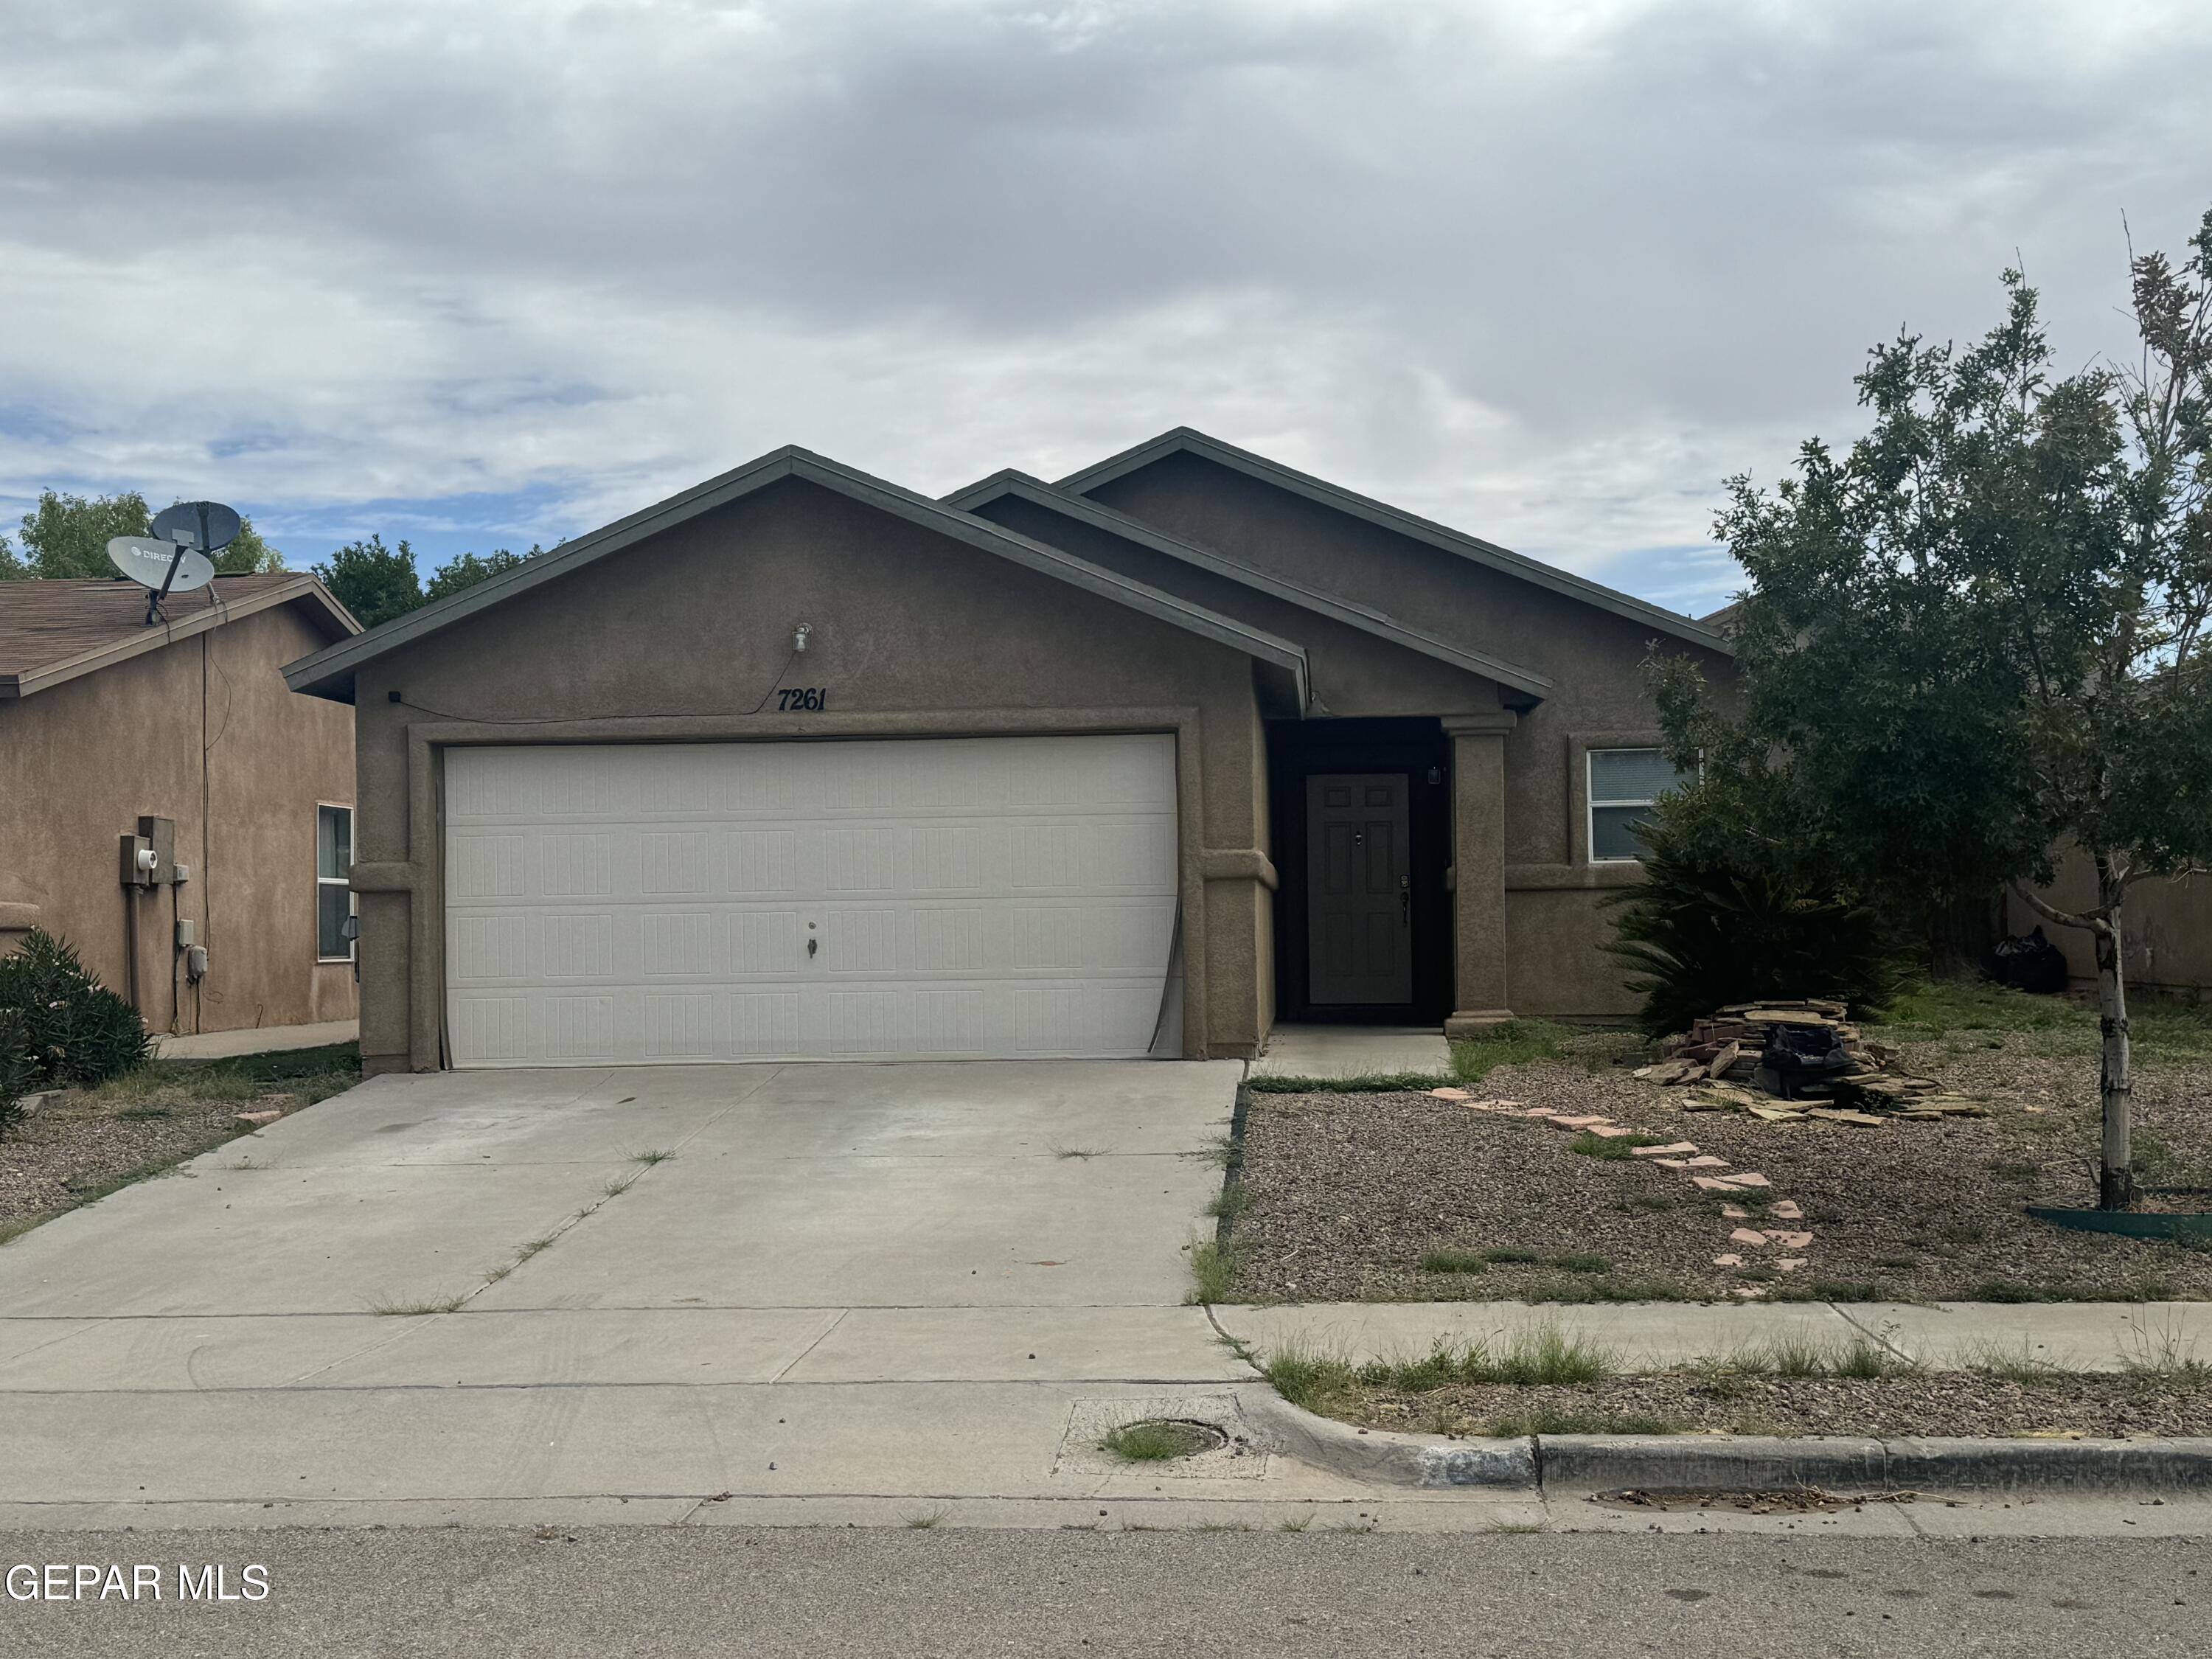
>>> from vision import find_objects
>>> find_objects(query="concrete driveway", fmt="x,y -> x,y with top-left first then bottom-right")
0,1061 -> 1424,1528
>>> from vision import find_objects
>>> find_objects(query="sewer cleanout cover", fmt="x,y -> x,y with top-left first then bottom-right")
1054,1394 -> 1268,1480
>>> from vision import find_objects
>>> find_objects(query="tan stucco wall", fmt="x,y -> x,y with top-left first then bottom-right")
1087,451 -> 1733,1018
344,477 -> 1276,1074
0,601 -> 358,1034
2008,852 -> 2212,1001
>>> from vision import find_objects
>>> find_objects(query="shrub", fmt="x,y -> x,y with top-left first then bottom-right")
0,1012 -> 36,1135
0,929 -> 150,1088
1602,807 -> 1909,1037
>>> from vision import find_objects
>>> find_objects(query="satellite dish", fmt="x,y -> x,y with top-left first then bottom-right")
150,500 -> 243,554
108,535 -> 217,623
108,535 -> 217,593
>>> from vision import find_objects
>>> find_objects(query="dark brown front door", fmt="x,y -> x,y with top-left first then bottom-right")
1306,773 -> 1412,1005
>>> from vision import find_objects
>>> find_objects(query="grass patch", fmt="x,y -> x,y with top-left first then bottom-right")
1186,1236 -> 1241,1305
1450,1020 -> 1573,1084
368,1294 -> 466,1316
1051,1146 -> 1102,1160
1965,1338 -> 2070,1383
1204,1181 -> 1252,1222
1419,1248 -> 1489,1274
1870,976 -> 2212,1068
1262,1326 -> 1616,1413
627,1147 -> 675,1166
1245,1071 -> 1450,1094
601,1173 -> 639,1199
2119,1322 -> 2211,1380
114,1105 -> 174,1121
903,1509 -> 947,1529
1567,1131 -> 1666,1161
1099,1420 -> 1217,1462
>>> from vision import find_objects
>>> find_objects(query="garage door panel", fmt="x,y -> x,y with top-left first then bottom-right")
445,736 -> 1179,1065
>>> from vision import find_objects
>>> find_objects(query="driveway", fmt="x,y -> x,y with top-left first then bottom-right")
0,1060 -> 1408,1528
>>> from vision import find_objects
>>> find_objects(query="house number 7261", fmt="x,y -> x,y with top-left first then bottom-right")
777,687 -> 828,712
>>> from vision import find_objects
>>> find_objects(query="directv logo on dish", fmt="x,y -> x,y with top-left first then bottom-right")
6,1563 -> 270,1601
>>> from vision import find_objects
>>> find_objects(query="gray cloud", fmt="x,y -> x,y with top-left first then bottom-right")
1,0 -> 2207,606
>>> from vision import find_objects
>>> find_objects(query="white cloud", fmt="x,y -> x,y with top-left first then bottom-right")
1,0 -> 2208,611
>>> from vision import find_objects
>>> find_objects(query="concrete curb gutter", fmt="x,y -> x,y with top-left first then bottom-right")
1246,1391 -> 2212,1494
1241,1389 -> 1536,1489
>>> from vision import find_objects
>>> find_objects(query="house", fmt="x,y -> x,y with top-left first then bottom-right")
282,430 -> 1732,1075
1,572 -> 362,1038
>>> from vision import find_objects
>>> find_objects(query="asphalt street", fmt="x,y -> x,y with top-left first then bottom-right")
0,1526 -> 2202,1658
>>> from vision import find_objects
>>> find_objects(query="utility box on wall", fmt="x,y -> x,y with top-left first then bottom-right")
136,815 -> 177,886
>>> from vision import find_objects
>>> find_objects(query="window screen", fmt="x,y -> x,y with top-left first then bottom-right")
1588,748 -> 1692,862
316,805 -> 354,959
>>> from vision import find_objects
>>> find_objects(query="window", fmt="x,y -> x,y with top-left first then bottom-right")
316,805 -> 354,960
1587,748 -> 1692,862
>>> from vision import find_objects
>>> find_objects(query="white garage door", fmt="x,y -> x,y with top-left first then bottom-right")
442,735 -> 1180,1066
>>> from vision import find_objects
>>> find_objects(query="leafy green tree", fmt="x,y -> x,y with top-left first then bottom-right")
313,534 -> 423,629
424,545 -> 542,602
1653,207 -> 2212,1210
15,489 -> 153,578
3,489 -> 283,579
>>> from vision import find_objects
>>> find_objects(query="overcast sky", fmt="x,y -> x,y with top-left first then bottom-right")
3,0 -> 2208,616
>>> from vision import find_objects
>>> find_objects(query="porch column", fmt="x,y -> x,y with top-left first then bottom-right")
1443,712 -> 1514,1037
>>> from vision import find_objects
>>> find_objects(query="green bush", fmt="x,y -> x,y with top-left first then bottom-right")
0,1011 -> 37,1135
1603,810 -> 1909,1037
0,929 -> 150,1088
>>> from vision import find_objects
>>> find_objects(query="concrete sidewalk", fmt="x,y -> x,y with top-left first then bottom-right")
1251,1026 -> 1451,1079
152,1019 -> 358,1060
1213,1298 -> 2209,1371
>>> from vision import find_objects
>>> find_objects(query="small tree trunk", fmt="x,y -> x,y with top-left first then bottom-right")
2093,859 -> 2133,1211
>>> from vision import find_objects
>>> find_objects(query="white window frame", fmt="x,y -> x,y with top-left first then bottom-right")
316,802 -> 355,962
1586,748 -> 1683,865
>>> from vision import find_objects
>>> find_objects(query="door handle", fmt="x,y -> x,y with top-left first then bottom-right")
807,937 -> 818,959
1399,875 -> 1410,925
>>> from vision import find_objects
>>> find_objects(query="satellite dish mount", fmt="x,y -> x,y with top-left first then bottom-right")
113,501 -> 241,624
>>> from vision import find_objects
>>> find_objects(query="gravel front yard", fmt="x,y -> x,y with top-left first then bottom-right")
1228,992 -> 2212,1305
1324,1371 -> 2212,1439
0,1044 -> 358,1243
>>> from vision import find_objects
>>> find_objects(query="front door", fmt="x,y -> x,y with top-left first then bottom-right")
1305,773 -> 1412,1005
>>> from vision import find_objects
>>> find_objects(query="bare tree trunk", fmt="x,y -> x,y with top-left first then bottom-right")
2093,857 -> 2133,1211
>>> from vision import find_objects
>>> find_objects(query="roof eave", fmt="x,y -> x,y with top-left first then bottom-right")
4,575 -> 358,701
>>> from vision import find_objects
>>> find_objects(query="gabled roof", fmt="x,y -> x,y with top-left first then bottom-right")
0,572 -> 359,700
282,446 -> 1311,708
1056,427 -> 1733,655
944,469 -> 1554,704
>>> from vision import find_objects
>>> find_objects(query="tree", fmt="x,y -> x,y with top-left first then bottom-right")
1655,206 -> 2212,1210
423,545 -> 541,603
2,489 -> 285,580
313,534 -> 422,629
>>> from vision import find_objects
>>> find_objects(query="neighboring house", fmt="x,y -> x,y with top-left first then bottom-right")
283,429 -> 1732,1075
1,574 -> 362,1037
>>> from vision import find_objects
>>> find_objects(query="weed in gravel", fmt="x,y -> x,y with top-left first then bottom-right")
1620,1194 -> 1680,1214
1551,1253 -> 1614,1275
1419,1248 -> 1489,1274
1966,1338 -> 2070,1383
2118,1321 -> 2211,1380
904,1510 -> 947,1529
1186,1236 -> 1242,1305
1568,1131 -> 1667,1161
114,1105 -> 173,1121
1205,1182 -> 1251,1222
1450,1021 -> 1573,1083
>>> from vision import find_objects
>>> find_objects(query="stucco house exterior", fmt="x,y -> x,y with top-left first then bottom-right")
1,572 -> 362,1038
282,430 -> 1731,1076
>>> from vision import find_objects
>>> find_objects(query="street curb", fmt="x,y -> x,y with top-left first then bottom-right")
1241,1390 -> 1537,1488
1245,1391 -> 2212,1494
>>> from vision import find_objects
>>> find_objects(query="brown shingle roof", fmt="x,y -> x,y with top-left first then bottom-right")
0,574 -> 358,699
